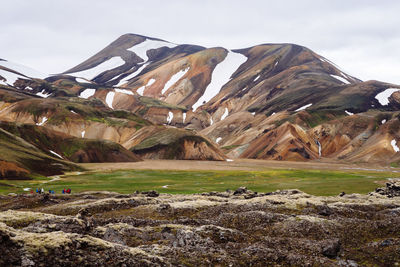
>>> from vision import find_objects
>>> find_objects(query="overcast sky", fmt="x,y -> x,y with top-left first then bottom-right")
1,0 -> 399,84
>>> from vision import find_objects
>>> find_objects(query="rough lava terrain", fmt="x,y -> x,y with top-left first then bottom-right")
1,182 -> 400,266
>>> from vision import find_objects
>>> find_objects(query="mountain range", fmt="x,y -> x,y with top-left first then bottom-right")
1,33 -> 400,177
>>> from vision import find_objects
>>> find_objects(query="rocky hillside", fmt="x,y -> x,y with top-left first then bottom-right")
0,82 -> 226,167
54,33 -> 400,165
0,121 -> 141,163
2,33 -> 400,165
0,125 -> 81,178
0,183 -> 399,266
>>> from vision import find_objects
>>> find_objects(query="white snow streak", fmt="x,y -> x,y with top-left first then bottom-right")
128,39 -> 177,62
116,62 -> 150,86
36,117 -> 47,126
210,117 -> 214,125
182,112 -> 186,123
75,77 -> 91,83
0,69 -> 27,86
192,50 -> 247,111
253,75 -> 260,82
70,110 -> 77,114
115,88 -> 134,95
382,119 -> 387,124
161,68 -> 189,95
345,110 -> 354,116
147,78 -> 156,86
251,112 -> 256,116
375,88 -> 400,106
220,108 -> 229,121
216,137 -> 222,143
391,139 -> 399,152
316,140 -> 322,157
36,90 -> 51,98
81,131 -> 85,138
0,60 -> 47,79
136,86 -> 145,96
106,91 -> 115,109
295,103 -> 312,112
68,56 -> 125,80
167,111 -> 173,124
49,150 -> 63,159
78,88 -> 96,99
330,74 -> 350,84
226,159 -> 234,162
136,78 -> 156,96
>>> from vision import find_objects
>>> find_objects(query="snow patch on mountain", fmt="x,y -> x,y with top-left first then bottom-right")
135,78 -> 156,96
76,77 -> 92,83
49,150 -> 63,159
375,88 -> 400,106
128,39 -> 177,62
330,74 -> 350,84
36,117 -> 47,126
295,103 -> 312,112
220,108 -> 229,121
106,91 -> 115,109
182,112 -> 186,123
115,88 -> 134,95
161,67 -> 189,95
68,56 -> 125,80
192,50 -> 247,111
0,69 -> 27,86
116,62 -> 150,86
36,90 -> 51,98
0,60 -> 47,79
147,78 -> 156,86
79,89 -> 96,99
216,137 -> 222,143
136,86 -> 145,96
167,111 -> 173,124
345,110 -> 354,116
391,139 -> 399,152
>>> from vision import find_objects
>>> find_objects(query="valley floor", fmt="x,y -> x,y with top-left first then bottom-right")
1,159 -> 399,196
82,158 -> 400,172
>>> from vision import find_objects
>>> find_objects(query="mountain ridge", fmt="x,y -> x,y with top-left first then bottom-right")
1,33 -> 400,168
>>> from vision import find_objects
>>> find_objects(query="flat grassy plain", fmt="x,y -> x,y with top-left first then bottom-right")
1,160 -> 399,195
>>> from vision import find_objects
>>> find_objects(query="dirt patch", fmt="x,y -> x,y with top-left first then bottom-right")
80,159 -> 399,173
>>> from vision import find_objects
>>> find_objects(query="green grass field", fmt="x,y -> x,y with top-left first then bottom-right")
0,168 -> 397,196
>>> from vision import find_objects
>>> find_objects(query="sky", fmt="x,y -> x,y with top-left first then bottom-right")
1,0 -> 399,84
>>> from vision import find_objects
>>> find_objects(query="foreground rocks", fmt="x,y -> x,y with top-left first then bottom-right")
1,184 -> 400,266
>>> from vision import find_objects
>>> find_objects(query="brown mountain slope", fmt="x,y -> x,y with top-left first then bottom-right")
0,121 -> 141,163
3,34 -> 400,165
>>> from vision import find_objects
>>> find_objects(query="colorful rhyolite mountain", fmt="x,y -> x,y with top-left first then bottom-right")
1,33 -> 400,176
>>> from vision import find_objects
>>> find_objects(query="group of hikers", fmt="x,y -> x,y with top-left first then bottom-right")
31,188 -> 72,194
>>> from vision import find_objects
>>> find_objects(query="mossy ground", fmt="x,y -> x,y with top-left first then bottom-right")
0,168 -> 397,196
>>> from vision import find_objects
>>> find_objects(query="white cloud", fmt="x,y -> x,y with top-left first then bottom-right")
0,0 -> 399,84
